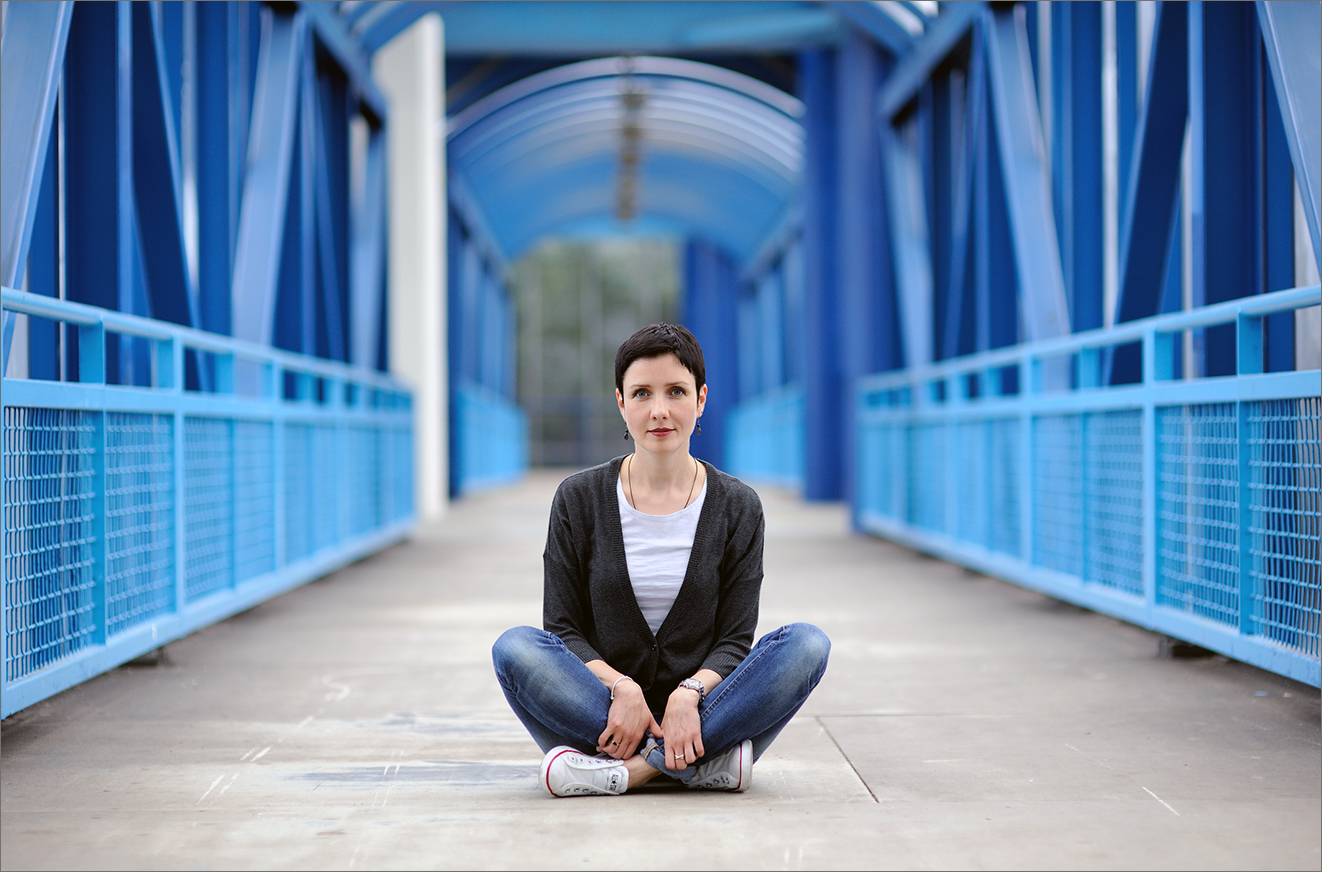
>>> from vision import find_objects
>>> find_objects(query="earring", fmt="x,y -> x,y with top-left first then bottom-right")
623,427 -> 630,440
696,422 -> 702,435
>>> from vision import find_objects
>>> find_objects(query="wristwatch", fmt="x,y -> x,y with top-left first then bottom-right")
677,677 -> 706,703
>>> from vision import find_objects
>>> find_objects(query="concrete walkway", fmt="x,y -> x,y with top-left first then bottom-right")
2,471 -> 1318,870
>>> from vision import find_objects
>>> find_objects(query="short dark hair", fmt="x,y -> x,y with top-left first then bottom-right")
614,323 -> 706,394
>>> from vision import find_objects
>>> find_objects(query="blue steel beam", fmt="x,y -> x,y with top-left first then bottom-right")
230,11 -> 306,348
941,32 -> 984,360
132,3 -> 201,330
682,238 -> 739,471
1257,0 -> 1322,271
350,126 -> 386,369
877,0 -> 984,120
0,1 -> 73,288
823,1 -> 915,55
297,0 -> 388,121
313,55 -> 346,363
1050,1 -> 1104,333
881,121 -> 933,368
798,48 -> 840,501
983,4 -> 1070,343
1111,1 -> 1187,346
357,1 -> 840,57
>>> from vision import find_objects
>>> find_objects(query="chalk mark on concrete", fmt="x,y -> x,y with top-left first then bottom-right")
1141,786 -> 1180,816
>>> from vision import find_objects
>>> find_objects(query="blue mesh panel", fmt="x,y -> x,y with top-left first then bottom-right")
184,417 -> 233,600
1156,404 -> 1239,625
105,413 -> 175,635
987,418 -> 1020,557
869,423 -> 907,520
1084,410 -> 1143,594
1033,415 -> 1083,575
908,423 -> 946,531
955,421 -> 987,545
390,426 -> 413,522
3,408 -> 98,681
347,425 -> 380,536
234,421 -> 275,582
310,425 -> 338,553
1247,398 -> 1320,657
284,424 -> 312,562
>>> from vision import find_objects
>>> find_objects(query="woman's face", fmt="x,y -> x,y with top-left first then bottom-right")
617,353 -> 707,457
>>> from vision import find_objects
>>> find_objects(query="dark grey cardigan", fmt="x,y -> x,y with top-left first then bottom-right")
543,456 -> 765,712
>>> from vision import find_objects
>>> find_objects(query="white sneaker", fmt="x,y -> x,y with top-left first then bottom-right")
686,739 -> 752,791
540,746 -> 628,797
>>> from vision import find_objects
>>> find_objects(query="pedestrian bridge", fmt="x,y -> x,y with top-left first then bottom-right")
1,2 -> 1320,864
1,474 -> 1317,869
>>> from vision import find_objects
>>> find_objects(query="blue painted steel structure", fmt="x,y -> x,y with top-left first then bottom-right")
856,286 -> 1320,686
448,176 -> 527,495
1,1 -> 406,716
1,288 -> 413,718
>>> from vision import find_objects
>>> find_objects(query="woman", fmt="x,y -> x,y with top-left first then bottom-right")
492,323 -> 830,797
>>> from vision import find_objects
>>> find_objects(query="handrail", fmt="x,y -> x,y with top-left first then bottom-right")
2,287 -> 410,390
859,285 -> 1321,394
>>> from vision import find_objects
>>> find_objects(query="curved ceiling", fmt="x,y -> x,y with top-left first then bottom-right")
446,56 -> 805,263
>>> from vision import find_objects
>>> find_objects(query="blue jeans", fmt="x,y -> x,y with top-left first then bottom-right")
492,623 -> 830,783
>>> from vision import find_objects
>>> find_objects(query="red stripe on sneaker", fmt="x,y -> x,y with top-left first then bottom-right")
545,748 -> 574,796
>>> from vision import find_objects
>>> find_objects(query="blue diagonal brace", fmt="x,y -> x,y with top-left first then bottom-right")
983,5 -> 1070,342
132,3 -> 201,329
877,1 -> 984,121
1257,0 -> 1321,273
350,126 -> 386,369
1114,1 -> 1187,328
880,122 -> 933,368
311,56 -> 345,362
824,1 -> 915,56
942,32 -> 986,360
0,1 -> 73,288
231,11 -> 305,347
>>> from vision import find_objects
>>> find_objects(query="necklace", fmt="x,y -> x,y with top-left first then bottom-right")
625,455 -> 701,512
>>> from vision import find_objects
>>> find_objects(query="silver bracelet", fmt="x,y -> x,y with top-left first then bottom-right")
610,675 -> 635,700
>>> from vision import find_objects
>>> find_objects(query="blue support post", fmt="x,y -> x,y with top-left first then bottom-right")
64,1 -> 120,381
798,49 -> 841,500
131,2 -> 201,331
1051,1 -> 1104,333
195,0 -> 238,337
1109,0 -> 1187,384
682,239 -> 738,472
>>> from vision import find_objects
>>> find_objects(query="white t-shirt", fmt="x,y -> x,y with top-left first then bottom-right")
617,474 -> 708,635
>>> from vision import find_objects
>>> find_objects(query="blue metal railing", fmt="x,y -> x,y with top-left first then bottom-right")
1,288 -> 414,717
856,286 -> 1321,687
726,384 -> 805,489
452,380 -> 527,495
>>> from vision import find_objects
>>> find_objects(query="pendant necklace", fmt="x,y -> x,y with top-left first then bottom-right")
626,455 -> 700,511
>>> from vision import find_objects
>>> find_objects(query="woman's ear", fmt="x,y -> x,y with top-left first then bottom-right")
616,388 -> 626,415
696,384 -> 707,414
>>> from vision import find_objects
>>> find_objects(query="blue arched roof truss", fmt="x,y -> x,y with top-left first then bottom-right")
446,56 -> 805,262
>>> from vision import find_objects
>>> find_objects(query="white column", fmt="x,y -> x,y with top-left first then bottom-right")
373,14 -> 448,520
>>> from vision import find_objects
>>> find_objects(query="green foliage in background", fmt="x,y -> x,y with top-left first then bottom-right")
513,239 -> 679,467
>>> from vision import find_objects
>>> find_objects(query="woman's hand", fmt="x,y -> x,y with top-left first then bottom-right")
597,680 -> 660,760
661,687 -> 704,770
